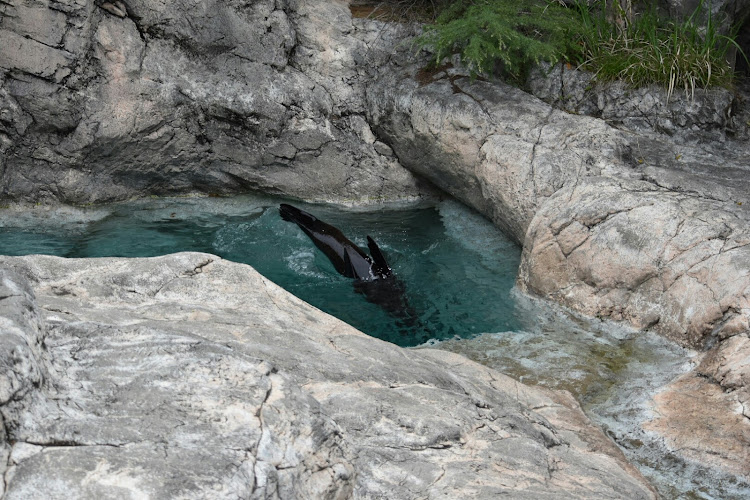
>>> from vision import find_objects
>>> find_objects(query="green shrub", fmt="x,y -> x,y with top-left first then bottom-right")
415,0 -> 586,83
416,0 -> 746,94
578,0 -> 745,98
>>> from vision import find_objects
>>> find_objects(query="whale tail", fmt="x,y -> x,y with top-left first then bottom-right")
367,236 -> 392,278
279,204 -> 317,227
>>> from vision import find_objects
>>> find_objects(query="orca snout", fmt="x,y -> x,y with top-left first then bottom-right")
279,204 -> 318,227
279,203 -> 297,222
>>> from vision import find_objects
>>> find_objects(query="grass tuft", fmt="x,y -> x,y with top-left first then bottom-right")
577,0 -> 744,99
415,0 -> 746,95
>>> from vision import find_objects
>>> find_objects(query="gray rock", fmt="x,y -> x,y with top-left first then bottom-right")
366,46 -> 750,480
527,63 -> 742,144
0,253 -> 656,498
0,270 -> 45,406
0,0 -> 429,205
1,0 -> 749,488
367,70 -> 633,244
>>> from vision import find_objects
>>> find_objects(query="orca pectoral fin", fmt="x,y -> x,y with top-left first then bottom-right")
367,236 -> 392,277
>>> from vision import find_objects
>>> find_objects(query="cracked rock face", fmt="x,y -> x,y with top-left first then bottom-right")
0,0 -> 427,205
366,48 -> 750,479
519,176 -> 750,348
0,253 -> 656,498
527,62 -> 746,144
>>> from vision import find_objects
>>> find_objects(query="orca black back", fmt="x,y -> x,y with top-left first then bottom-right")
278,204 -> 391,281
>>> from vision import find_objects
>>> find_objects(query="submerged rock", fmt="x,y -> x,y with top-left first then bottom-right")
0,253 -> 655,498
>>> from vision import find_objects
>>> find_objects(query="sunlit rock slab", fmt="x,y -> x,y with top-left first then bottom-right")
519,176 -> 750,349
0,253 -> 655,498
644,371 -> 750,479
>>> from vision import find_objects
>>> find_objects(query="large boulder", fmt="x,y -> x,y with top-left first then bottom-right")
0,253 -> 656,498
367,61 -> 750,347
519,176 -> 750,348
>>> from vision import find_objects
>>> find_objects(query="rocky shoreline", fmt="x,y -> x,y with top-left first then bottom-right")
1,0 -> 749,496
0,254 -> 656,498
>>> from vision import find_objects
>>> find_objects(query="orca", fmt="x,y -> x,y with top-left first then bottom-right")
279,203 -> 420,328
279,203 -> 391,281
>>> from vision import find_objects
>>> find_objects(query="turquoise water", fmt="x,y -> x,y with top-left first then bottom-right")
0,196 -> 521,347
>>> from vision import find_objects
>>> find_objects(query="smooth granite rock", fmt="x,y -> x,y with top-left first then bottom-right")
0,253 -> 656,498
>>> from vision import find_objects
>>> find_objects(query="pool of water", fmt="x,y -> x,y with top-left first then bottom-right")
0,195 -> 521,347
431,294 -> 750,499
1,194 -> 748,499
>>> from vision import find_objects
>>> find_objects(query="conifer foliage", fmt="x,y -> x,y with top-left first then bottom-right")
415,0 -> 585,82
415,0 -> 746,93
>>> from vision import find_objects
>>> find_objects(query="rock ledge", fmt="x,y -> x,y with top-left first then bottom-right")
0,253 -> 655,499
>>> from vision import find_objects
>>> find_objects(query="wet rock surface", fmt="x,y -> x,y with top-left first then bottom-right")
0,0 -> 428,205
0,253 -> 656,498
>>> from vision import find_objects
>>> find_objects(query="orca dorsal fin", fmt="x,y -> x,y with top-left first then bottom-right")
367,236 -> 392,278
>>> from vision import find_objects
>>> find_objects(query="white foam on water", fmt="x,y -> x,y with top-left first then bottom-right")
284,249 -> 327,279
212,221 -> 255,254
438,199 -> 518,257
